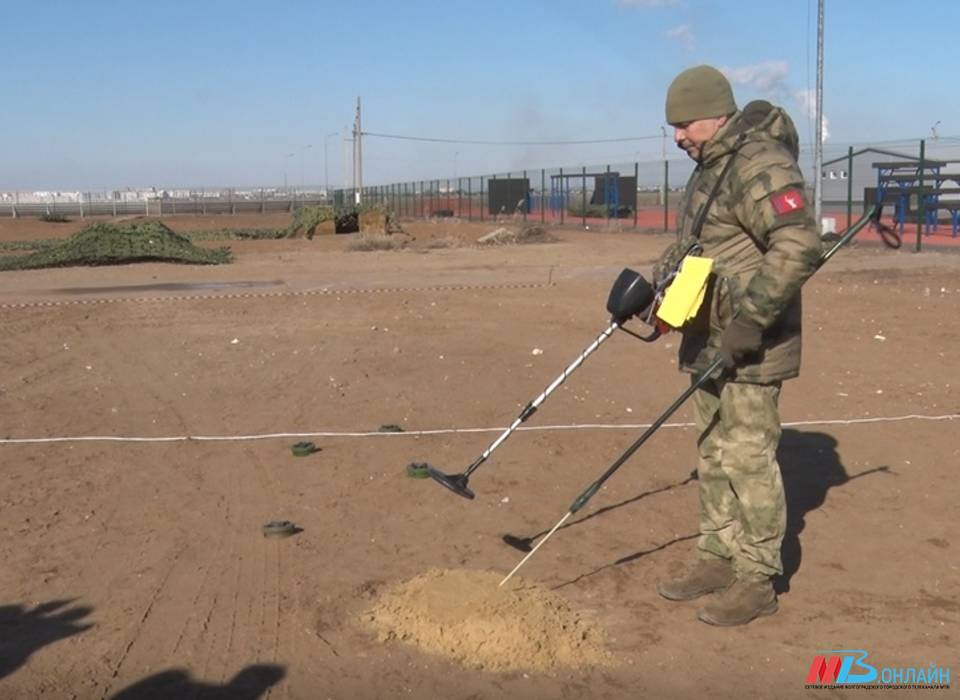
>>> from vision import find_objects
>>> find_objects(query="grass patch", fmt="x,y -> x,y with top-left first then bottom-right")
39,212 -> 71,223
424,237 -> 461,249
0,239 -> 60,252
346,234 -> 405,252
186,228 -> 285,241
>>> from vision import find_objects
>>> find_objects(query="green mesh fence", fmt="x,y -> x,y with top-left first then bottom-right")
0,220 -> 231,271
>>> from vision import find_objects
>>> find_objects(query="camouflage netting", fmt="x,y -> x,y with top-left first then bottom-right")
0,221 -> 231,271
285,206 -> 337,238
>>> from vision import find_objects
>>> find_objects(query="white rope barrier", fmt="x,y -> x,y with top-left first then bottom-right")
0,280 -> 552,310
1,413 -> 956,446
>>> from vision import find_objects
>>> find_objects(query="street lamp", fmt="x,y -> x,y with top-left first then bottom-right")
324,132 -> 338,199
300,144 -> 312,193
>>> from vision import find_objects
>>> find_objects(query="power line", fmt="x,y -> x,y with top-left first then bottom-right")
361,131 -> 664,146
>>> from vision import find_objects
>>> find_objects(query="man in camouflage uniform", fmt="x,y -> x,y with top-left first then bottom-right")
652,65 -> 822,626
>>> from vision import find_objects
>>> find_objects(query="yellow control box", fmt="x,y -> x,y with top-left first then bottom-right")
656,256 -> 714,329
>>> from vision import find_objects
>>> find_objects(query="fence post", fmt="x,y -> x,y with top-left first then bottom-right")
467,177 -> 472,221
846,146 -> 853,231
663,159 -> 670,232
605,164 -> 611,227
12,191 -> 18,218
559,168 -> 564,225
916,139 -> 925,252
540,169 -> 545,224
633,162 -> 639,229
522,170 -> 528,222
480,176 -> 486,222
581,166 -> 586,229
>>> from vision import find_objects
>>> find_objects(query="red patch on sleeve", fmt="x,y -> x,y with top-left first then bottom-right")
770,189 -> 806,216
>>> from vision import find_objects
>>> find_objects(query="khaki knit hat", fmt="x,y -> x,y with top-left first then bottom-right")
665,65 -> 737,125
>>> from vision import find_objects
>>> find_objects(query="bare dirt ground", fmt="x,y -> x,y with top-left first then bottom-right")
1,214 -> 958,699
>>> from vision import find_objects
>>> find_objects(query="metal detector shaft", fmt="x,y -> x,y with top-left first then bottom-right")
569,356 -> 723,515
501,206 -> 885,585
821,204 -> 878,266
499,356 -> 722,587
461,319 -> 620,480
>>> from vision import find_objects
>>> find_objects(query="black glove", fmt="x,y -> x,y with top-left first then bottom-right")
718,316 -> 763,368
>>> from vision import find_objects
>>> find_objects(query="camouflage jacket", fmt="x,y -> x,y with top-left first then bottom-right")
659,100 -> 822,383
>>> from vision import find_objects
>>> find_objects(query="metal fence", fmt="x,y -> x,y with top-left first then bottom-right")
5,139 -> 960,248
0,189 -> 332,219
333,158 -> 691,232
332,139 -> 960,243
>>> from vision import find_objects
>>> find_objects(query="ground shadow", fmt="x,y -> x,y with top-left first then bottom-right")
545,429 -> 890,592
110,664 -> 286,700
552,533 -> 699,590
502,471 -> 697,552
0,599 -> 94,680
776,428 -> 891,594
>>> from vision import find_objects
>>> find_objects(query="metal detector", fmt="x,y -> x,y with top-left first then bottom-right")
499,205 -> 897,584
427,267 -> 663,500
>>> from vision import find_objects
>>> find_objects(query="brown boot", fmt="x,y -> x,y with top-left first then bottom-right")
656,558 -> 734,601
696,578 -> 778,626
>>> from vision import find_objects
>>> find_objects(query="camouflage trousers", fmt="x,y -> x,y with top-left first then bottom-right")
692,377 -> 786,580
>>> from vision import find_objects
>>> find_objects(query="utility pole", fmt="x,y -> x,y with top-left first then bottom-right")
352,97 -> 363,205
660,126 -> 667,206
814,0 -> 824,232
343,126 -> 350,192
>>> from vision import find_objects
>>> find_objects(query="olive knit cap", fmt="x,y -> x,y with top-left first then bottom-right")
665,65 -> 737,125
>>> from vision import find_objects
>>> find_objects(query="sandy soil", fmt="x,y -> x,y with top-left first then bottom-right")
0,214 -> 958,699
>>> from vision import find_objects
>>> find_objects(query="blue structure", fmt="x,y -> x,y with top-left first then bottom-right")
873,158 -> 952,235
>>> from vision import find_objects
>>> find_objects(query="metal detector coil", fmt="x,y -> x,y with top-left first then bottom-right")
606,268 -> 655,323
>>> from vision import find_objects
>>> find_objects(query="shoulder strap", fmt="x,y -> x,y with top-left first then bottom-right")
689,134 -> 769,254
688,135 -> 745,240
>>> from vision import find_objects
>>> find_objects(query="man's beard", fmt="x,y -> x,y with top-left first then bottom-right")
677,140 -> 700,161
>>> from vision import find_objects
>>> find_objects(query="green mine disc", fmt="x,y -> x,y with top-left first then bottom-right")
406,462 -> 430,479
291,441 -> 318,457
262,520 -> 297,538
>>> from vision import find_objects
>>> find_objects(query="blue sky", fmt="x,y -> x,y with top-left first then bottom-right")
3,0 -> 958,190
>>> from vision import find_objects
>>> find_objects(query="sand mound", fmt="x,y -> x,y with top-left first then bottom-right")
364,568 -> 612,673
